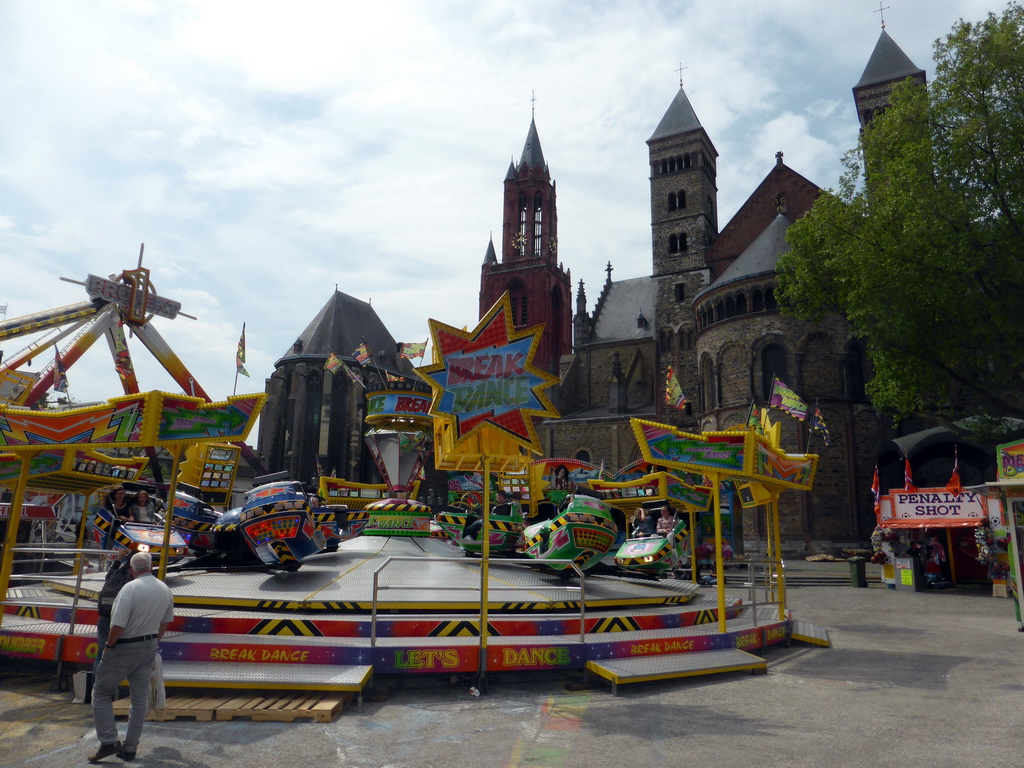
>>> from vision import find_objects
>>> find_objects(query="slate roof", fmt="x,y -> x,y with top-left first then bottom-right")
483,237 -> 497,265
696,214 -> 791,300
648,87 -> 703,142
589,276 -> 657,343
855,29 -> 925,88
518,118 -> 546,170
277,290 -> 409,372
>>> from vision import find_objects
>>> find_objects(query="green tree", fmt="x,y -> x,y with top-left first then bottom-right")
777,5 -> 1024,420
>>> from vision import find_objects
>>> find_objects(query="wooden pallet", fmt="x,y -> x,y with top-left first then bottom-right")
113,691 -> 351,723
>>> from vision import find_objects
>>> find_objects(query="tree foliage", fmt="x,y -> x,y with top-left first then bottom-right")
777,5 -> 1024,420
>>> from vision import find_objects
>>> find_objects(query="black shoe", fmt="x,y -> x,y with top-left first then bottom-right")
117,747 -> 136,762
88,741 -> 121,763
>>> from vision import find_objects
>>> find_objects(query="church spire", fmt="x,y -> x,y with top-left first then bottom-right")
649,86 -> 703,142
854,28 -> 925,89
853,28 -> 927,130
518,117 -> 547,171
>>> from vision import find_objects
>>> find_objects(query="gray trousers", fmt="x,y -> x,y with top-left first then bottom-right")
92,639 -> 157,749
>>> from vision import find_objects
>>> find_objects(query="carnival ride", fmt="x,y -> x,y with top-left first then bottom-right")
432,499 -> 525,556
357,385 -> 434,537
0,289 -> 834,701
519,493 -> 622,572
589,470 -> 713,579
0,254 -> 267,482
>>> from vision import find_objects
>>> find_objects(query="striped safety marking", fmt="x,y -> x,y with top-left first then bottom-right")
589,616 -> 643,633
427,620 -> 501,638
250,618 -> 325,637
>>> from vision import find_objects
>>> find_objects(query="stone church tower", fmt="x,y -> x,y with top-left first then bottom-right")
528,28 -> 932,553
648,85 -> 718,428
479,118 -> 572,376
852,28 -> 926,129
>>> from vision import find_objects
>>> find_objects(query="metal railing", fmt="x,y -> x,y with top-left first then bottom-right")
370,556 -> 587,645
736,556 -> 784,626
1,544 -> 118,635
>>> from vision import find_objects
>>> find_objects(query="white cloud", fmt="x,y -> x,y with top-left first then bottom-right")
0,0 -> 990,421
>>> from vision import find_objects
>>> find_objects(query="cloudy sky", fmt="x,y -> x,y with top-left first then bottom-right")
0,0 -> 998,422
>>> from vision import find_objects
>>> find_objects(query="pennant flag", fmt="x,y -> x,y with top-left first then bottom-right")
871,464 -> 881,517
809,403 -> 833,446
903,456 -> 918,491
315,455 -> 324,479
768,377 -> 808,420
52,346 -> 69,393
745,401 -> 763,433
353,342 -> 373,367
0,304 -> 7,316
324,352 -> 344,373
946,447 -> 963,496
386,372 -> 406,383
400,341 -> 427,360
664,366 -> 686,409
236,324 -> 249,377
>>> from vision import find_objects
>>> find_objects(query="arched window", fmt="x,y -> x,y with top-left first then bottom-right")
764,288 -> 778,310
736,294 -> 747,314
761,344 -> 788,400
669,235 -> 678,253
678,190 -> 686,208
661,160 -> 668,174
533,194 -> 543,255
725,296 -> 736,318
518,195 -> 527,256
701,360 -> 716,411
844,345 -> 867,399
575,449 -> 591,463
714,300 -> 724,322
667,192 -> 677,211
684,155 -> 692,169
509,280 -> 527,327
752,290 -> 764,312
679,232 -> 687,252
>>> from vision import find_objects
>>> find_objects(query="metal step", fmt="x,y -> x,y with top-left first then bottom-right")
160,660 -> 373,711
586,648 -> 766,695
791,619 -> 831,647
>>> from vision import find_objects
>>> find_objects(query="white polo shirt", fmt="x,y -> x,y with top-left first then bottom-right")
109,572 -> 174,639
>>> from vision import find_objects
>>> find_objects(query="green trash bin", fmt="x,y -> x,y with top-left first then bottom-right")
848,556 -> 867,588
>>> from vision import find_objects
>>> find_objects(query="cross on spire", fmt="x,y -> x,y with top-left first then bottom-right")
675,61 -> 687,88
530,90 -> 537,119
874,2 -> 889,29
605,261 -> 613,283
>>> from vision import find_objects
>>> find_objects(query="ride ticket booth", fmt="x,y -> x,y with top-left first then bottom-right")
875,485 -> 1005,590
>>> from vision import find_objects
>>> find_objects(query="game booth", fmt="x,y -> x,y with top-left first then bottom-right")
873,449 -> 1015,593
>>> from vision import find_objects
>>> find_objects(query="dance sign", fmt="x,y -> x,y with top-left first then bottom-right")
417,293 -> 558,454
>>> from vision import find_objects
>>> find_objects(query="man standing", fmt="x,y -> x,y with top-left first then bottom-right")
90,552 -> 173,763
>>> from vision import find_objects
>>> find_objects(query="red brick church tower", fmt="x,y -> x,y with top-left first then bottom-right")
479,117 -> 572,375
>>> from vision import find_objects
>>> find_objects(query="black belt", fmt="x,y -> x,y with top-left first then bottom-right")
117,634 -> 158,644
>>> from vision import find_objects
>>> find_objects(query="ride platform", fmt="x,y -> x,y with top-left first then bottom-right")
0,537 -> 830,698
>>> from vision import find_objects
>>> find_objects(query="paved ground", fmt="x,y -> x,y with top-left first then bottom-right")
2,578 -> 1022,768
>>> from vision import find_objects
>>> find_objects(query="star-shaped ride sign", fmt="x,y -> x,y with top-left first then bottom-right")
416,293 -> 559,454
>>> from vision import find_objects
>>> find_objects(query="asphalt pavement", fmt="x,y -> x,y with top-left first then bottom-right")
1,575 -> 1022,768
